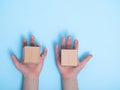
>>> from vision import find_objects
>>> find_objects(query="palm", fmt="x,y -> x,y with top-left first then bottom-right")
11,36 -> 47,78
55,36 -> 92,78
60,67 -> 78,78
18,63 -> 41,77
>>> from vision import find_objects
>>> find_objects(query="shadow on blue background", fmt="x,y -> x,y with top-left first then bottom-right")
0,0 -> 120,90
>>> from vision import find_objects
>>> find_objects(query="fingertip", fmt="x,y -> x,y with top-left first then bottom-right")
44,48 -> 47,52
85,54 -> 93,61
11,54 -> 18,63
43,48 -> 47,56
23,39 -> 27,42
11,54 -> 15,58
62,37 -> 65,40
61,37 -> 65,39
74,40 -> 78,43
31,35 -> 35,39
11,54 -> 14,56
23,38 -> 27,47
68,35 -> 72,39
56,44 -> 58,48
36,44 -> 40,47
88,54 -> 93,58
73,39 -> 79,49
55,45 -> 58,52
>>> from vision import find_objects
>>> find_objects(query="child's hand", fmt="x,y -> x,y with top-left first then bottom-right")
55,35 -> 92,79
11,36 -> 47,79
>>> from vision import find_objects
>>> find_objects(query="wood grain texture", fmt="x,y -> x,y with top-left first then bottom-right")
61,49 -> 78,66
23,46 -> 40,64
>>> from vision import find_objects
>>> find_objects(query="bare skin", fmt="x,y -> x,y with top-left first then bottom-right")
55,35 -> 93,90
11,35 -> 92,90
11,36 -> 47,90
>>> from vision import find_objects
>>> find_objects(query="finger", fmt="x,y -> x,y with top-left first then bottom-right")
38,48 -> 47,68
11,54 -> 21,70
81,55 -> 93,64
41,48 -> 47,61
30,36 -> 35,46
61,37 -> 66,49
73,40 -> 78,50
22,39 -> 27,48
55,44 -> 61,66
36,44 -> 40,47
66,35 -> 72,49
77,55 -> 93,70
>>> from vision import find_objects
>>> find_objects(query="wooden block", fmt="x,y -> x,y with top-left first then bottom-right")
61,49 -> 78,66
23,46 -> 40,64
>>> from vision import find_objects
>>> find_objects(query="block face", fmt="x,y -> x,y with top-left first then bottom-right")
61,49 -> 78,66
23,46 -> 40,64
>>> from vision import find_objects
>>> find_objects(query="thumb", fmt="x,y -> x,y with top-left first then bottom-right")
77,55 -> 93,71
11,54 -> 21,70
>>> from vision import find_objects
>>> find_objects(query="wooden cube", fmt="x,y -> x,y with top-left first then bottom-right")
61,49 -> 78,66
23,46 -> 40,64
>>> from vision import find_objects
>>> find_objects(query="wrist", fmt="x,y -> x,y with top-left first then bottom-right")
61,74 -> 77,79
24,75 -> 39,80
62,75 -> 77,80
23,75 -> 39,90
62,75 -> 78,90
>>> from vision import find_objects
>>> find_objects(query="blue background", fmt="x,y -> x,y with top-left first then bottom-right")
0,0 -> 120,90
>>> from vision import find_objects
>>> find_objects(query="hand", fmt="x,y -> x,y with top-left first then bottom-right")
55,35 -> 93,79
11,36 -> 47,79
